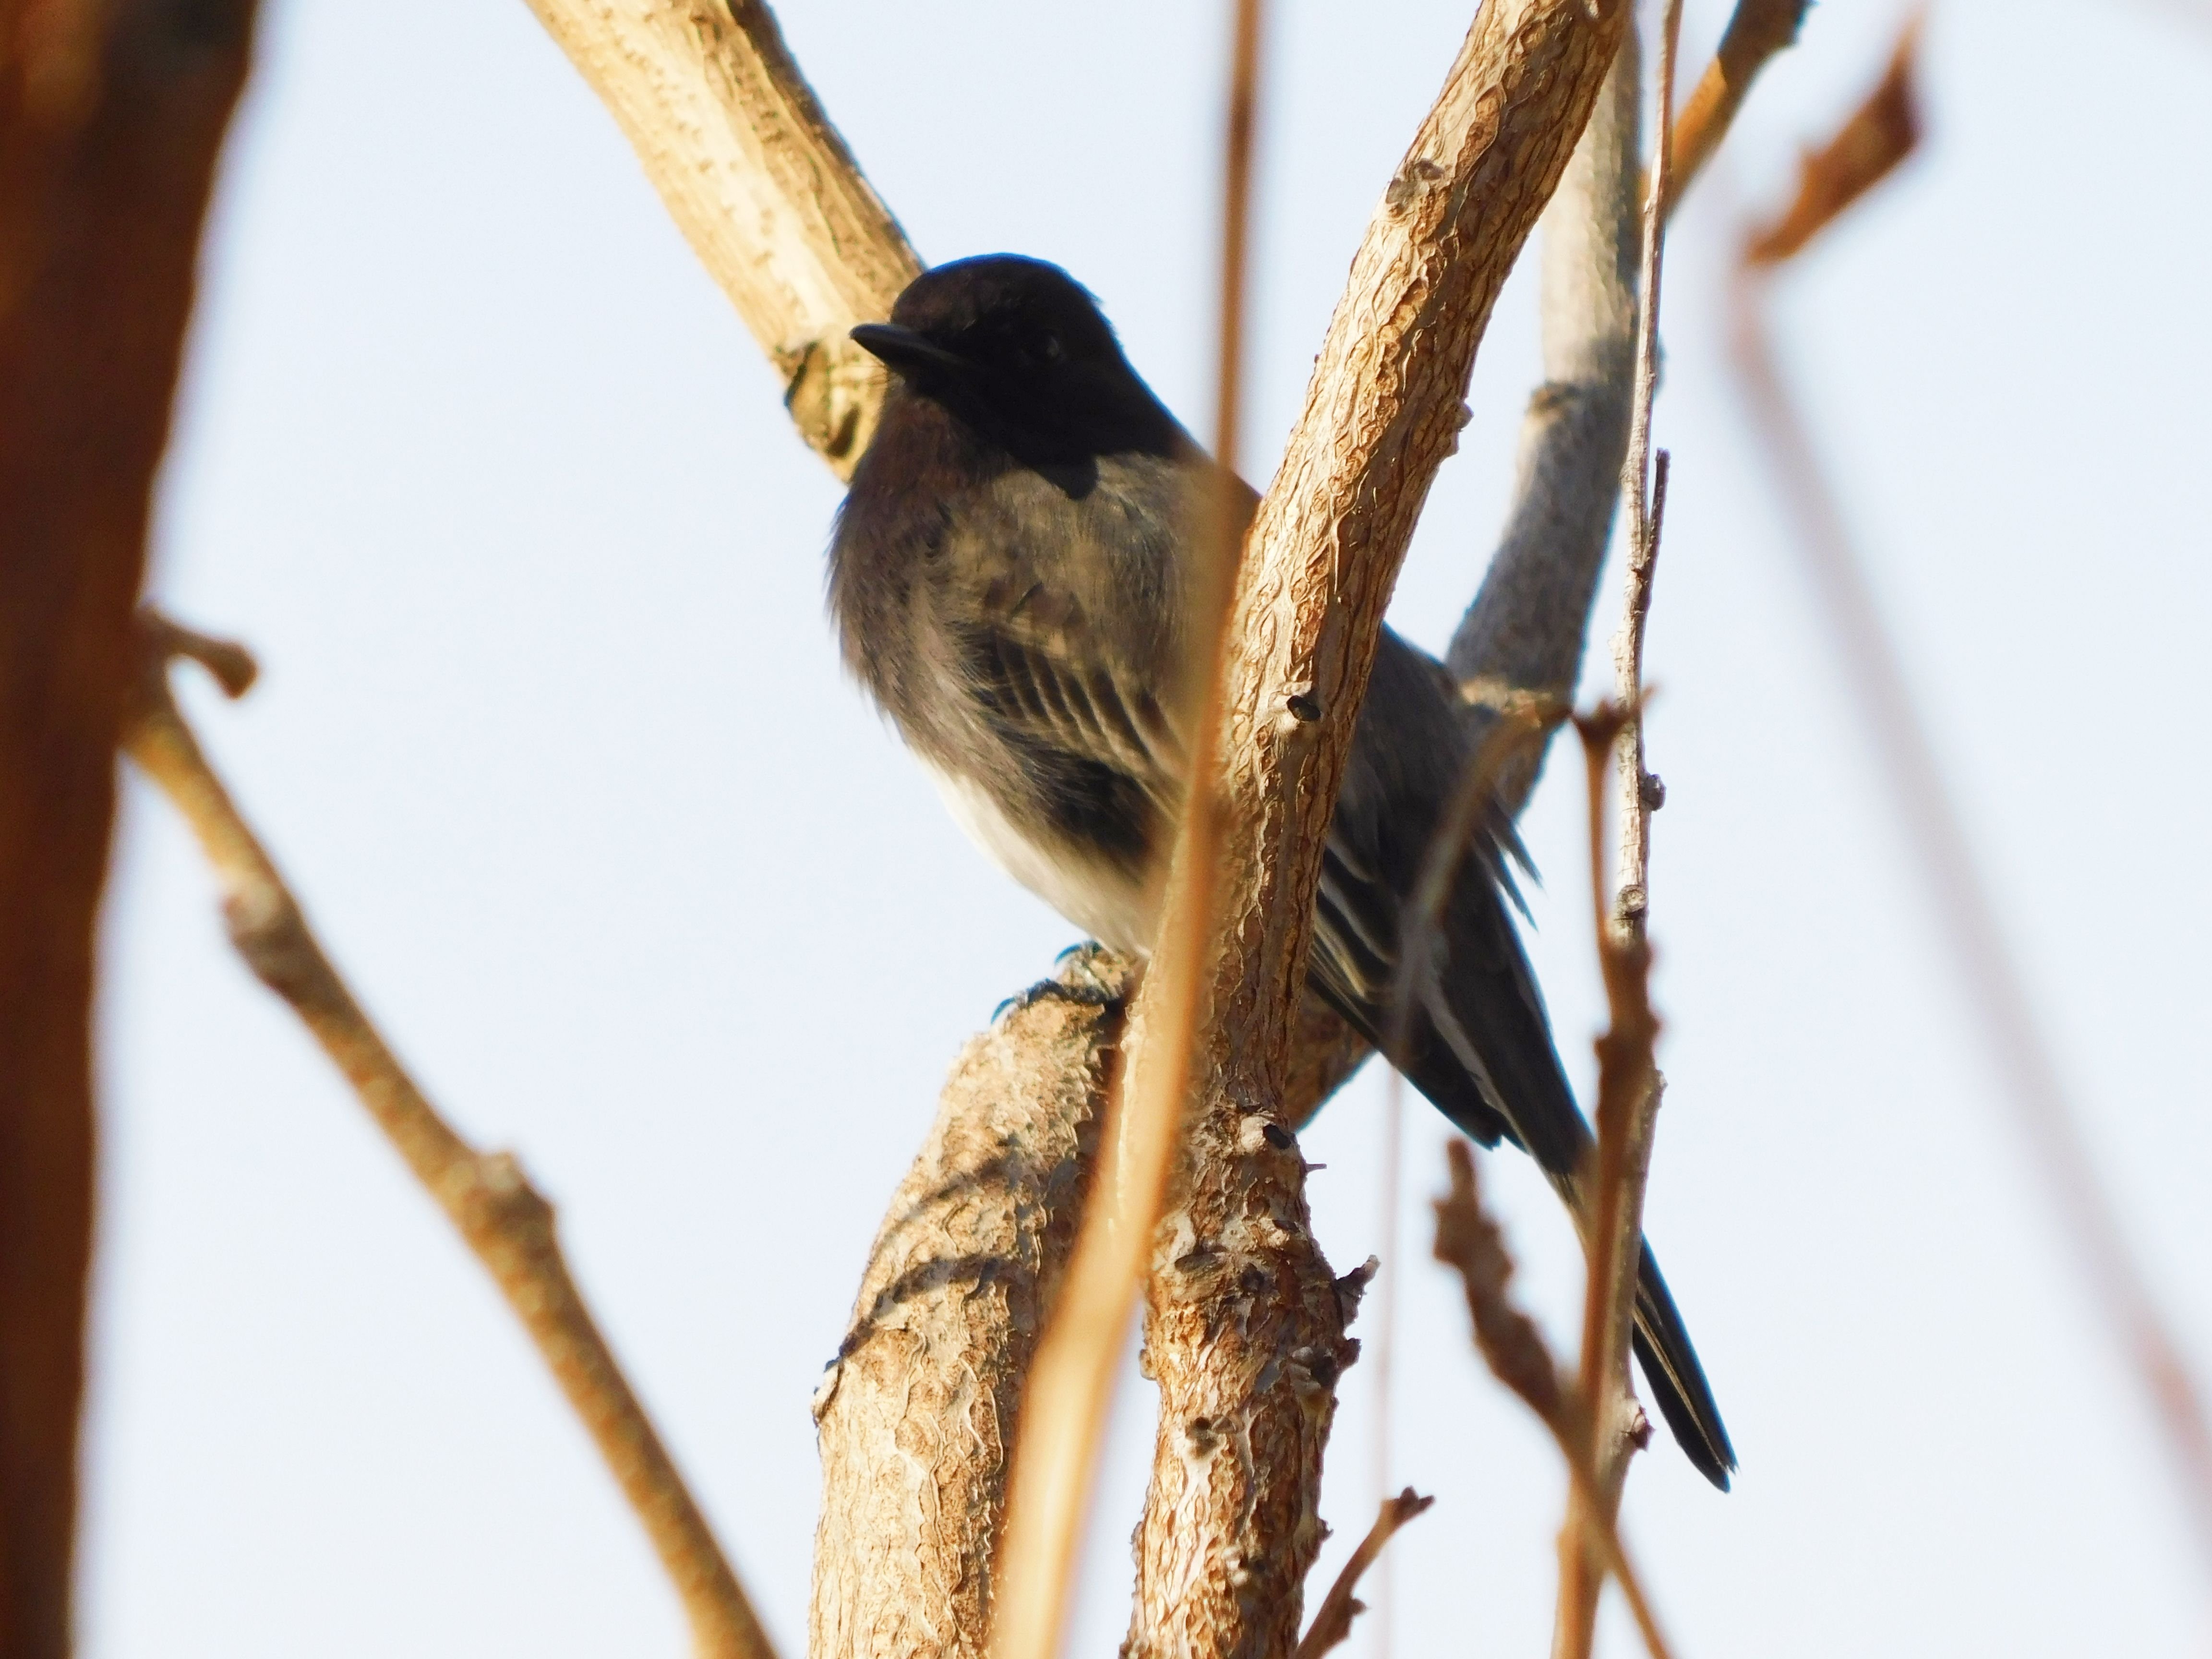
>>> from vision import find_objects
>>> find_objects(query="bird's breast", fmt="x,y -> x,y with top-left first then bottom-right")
920,757 -> 1157,953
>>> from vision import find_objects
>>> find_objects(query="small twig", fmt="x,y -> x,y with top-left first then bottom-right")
1557,7 -> 1682,1652
1432,1141 -> 1676,1659
1743,15 -> 1923,266
1663,0 -> 1813,217
1728,17 -> 2212,1578
1292,1488 -> 1435,1659
987,7 -> 1268,1657
120,611 -> 775,1659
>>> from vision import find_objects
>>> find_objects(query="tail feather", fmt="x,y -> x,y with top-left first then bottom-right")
1632,1239 -> 1736,1490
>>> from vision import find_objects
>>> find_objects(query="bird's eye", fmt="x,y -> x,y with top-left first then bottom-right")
1038,336 -> 1065,363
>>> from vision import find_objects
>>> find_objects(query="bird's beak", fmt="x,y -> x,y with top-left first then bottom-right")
850,323 -> 974,381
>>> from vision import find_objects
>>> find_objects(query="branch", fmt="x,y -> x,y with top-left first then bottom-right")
1557,8 -> 1683,1650
1664,0 -> 1813,217
1115,6 -> 1631,1657
519,0 -> 922,474
808,950 -> 1133,1659
1728,17 -> 2212,1573
1447,25 -> 1642,812
1291,1489 -> 1434,1659
0,0 -> 258,1649
1431,1141 -> 1674,1659
121,615 -> 776,1659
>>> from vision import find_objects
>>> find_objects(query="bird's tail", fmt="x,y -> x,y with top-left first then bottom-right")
1630,1238 -> 1736,1490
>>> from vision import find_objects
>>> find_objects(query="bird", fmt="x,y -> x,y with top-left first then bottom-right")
829,252 -> 1736,1490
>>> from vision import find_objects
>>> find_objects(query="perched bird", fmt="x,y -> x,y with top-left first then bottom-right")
830,253 -> 1736,1489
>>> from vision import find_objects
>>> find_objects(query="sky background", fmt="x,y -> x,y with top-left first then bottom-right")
82,0 -> 2212,1654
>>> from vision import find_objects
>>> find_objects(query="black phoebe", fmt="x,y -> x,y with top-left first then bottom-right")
830,254 -> 1735,1489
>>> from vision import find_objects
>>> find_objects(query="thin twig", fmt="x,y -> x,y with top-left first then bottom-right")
121,612 -> 776,1659
1556,7 -> 1683,1652
1292,1488 -> 1435,1659
1663,0 -> 1813,217
1743,15 -> 1923,266
1729,32 -> 2212,1567
986,7 -> 1268,1656
1432,1141 -> 1676,1659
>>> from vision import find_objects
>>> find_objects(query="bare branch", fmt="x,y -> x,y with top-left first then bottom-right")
1556,10 -> 1683,1647
1431,1141 -> 1675,1659
1729,17 -> 2212,1573
519,0 -> 922,474
988,8 -> 1271,1653
810,951 -> 1134,1659
1291,1489 -> 1435,1659
0,1 -> 258,1647
1448,27 -> 1642,814
1743,16 -> 1922,266
121,615 -> 776,1659
1119,6 -> 1633,1657
1664,0 -> 1813,216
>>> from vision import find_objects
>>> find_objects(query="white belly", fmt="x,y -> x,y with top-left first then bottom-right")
923,761 -> 1156,953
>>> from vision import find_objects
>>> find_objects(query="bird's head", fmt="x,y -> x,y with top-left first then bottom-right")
851,255 -> 1182,464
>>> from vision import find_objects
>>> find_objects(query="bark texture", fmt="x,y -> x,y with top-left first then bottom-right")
520,0 -> 922,473
0,0 -> 256,1651
808,950 -> 1136,1659
1124,6 -> 1630,1656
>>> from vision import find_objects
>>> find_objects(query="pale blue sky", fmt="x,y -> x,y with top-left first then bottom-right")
87,1 -> 2212,1654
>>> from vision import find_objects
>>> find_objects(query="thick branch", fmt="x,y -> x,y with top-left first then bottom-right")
122,618 -> 775,1659
808,950 -> 1133,1659
0,1 -> 257,1651
520,0 -> 922,473
1123,6 -> 1631,1657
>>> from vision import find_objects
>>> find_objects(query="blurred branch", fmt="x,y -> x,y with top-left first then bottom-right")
1744,16 -> 1923,266
1431,1140 -> 1674,1659
519,0 -> 922,474
121,614 -> 776,1659
1728,23 -> 2212,1575
1664,0 -> 1812,216
1292,1488 -> 1435,1659
0,0 -> 258,1649
990,3 -> 1270,1651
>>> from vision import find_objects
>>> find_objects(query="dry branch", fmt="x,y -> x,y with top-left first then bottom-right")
986,8 -> 1271,1653
1729,18 -> 2212,1571
0,1 -> 258,1649
1431,1140 -> 1673,1659
1665,0 -> 1812,216
1117,6 -> 1632,1657
808,950 -> 1133,1659
122,616 -> 775,1659
1556,10 -> 1683,1647
519,0 -> 922,473
1291,1488 -> 1434,1659
1743,16 -> 1921,266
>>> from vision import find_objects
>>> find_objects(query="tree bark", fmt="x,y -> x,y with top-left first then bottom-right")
1123,6 -> 1630,1654
0,0 -> 258,1651
518,0 -> 922,473
808,950 -> 1135,1659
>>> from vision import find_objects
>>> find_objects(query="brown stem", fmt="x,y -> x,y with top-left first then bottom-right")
121,615 -> 776,1659
1552,7 -> 1681,1648
1291,1489 -> 1435,1659
1431,1141 -> 1675,1659
0,1 -> 260,1650
1663,0 -> 1813,217
1729,32 -> 2212,1564
1123,5 -> 1632,1657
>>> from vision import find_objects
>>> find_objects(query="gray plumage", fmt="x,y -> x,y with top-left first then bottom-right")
830,254 -> 1734,1488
